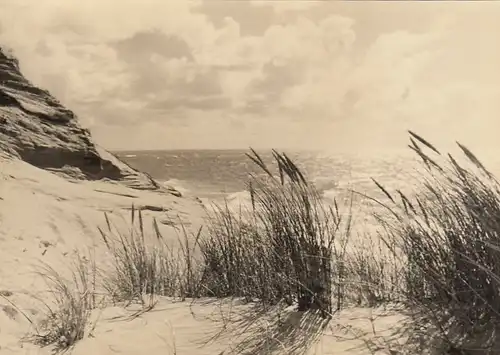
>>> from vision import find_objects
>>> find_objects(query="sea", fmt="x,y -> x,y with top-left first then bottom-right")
114,149 -> 424,225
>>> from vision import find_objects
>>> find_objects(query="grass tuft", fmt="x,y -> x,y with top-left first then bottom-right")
99,207 -> 203,304
30,253 -> 98,353
198,150 -> 352,316
377,132 -> 500,352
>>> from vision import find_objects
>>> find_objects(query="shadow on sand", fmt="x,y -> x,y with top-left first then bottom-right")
189,299 -> 331,355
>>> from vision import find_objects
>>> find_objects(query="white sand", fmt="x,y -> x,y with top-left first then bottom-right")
0,156 -> 409,355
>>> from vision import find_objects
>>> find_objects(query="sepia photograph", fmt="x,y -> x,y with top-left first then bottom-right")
0,1 -> 499,354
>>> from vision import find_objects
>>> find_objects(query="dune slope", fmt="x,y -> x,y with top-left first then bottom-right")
0,47 -> 408,355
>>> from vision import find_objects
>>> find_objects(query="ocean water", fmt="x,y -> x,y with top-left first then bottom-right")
115,149 -> 421,217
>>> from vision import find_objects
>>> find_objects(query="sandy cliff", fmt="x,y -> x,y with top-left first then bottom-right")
0,47 -> 179,192
0,43 -> 208,296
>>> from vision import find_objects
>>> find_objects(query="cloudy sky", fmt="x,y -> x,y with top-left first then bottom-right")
0,1 -> 499,154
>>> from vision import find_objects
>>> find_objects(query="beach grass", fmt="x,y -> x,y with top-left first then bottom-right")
98,208 -> 203,304
198,149 -> 351,316
372,131 -> 500,352
96,149 -> 349,317
30,253 -> 99,353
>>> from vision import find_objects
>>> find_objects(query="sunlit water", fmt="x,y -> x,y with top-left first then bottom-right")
115,150 -> 433,232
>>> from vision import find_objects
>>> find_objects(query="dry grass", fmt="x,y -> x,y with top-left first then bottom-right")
96,150 -> 351,318
29,252 -> 99,353
198,149 -> 354,316
96,149 -> 396,318
98,208 -> 203,304
373,131 -> 500,353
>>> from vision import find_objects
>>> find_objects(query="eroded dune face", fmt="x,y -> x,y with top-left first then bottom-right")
0,47 -> 200,285
0,47 -> 164,190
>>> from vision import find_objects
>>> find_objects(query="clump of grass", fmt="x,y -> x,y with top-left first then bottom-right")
198,149 -> 351,316
99,207 -> 202,304
31,253 -> 98,353
375,131 -> 500,352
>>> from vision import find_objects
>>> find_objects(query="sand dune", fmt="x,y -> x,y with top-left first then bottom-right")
0,156 -> 412,355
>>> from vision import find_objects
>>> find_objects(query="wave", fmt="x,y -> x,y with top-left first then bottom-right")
161,178 -> 191,196
124,154 -> 137,158
224,186 -> 342,212
168,174 -> 360,212
312,176 -> 339,193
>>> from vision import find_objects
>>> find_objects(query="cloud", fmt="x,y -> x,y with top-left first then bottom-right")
113,30 -> 194,63
241,15 -> 357,115
250,0 -> 321,14
146,96 -> 231,111
194,1 -> 275,37
0,0 -> 498,151
0,0 -> 239,121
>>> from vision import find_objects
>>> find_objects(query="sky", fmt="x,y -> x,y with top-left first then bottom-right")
0,1 -> 499,155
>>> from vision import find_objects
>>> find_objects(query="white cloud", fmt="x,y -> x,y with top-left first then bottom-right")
0,0 -> 498,152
